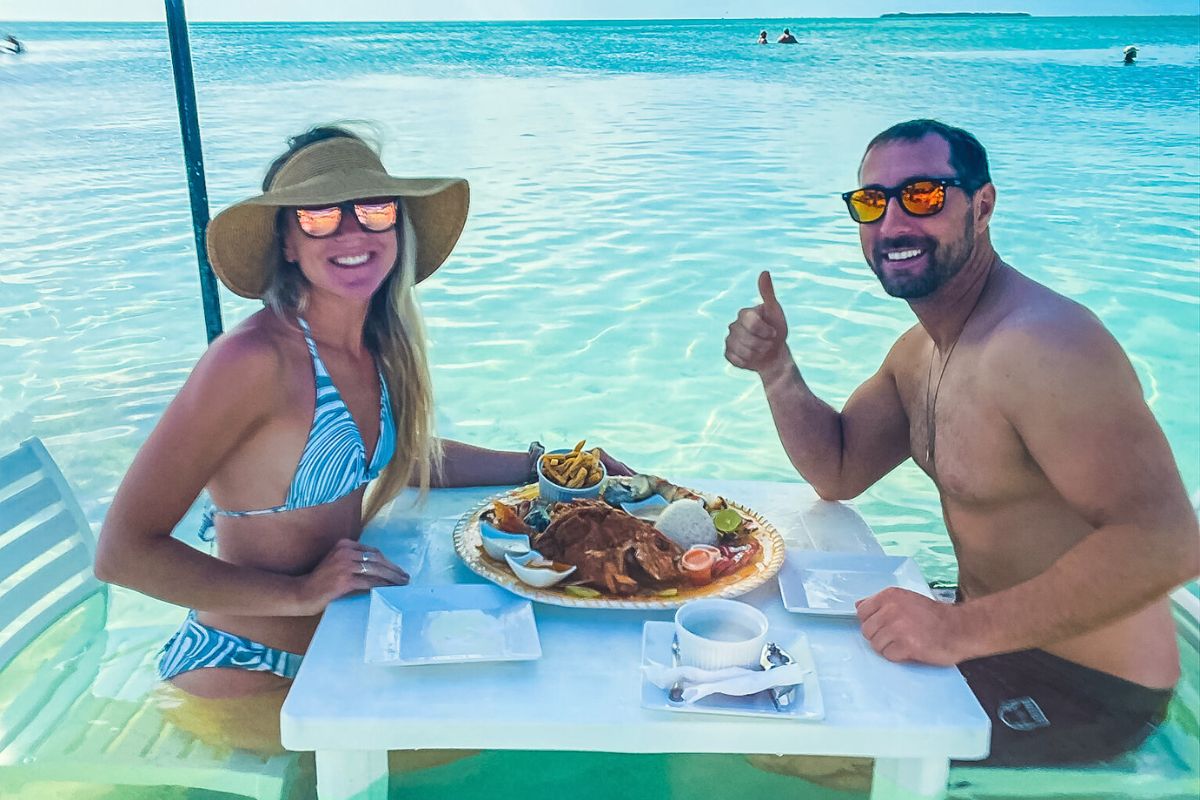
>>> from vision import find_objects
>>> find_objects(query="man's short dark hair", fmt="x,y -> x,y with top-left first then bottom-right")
863,119 -> 992,193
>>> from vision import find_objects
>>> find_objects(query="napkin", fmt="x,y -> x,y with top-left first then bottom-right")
643,661 -> 810,704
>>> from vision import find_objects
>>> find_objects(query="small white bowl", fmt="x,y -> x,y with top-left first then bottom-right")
537,449 -> 607,503
674,599 -> 768,670
479,520 -> 531,561
504,551 -> 577,588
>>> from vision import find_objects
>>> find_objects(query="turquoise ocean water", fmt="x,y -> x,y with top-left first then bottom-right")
0,15 -> 1197,800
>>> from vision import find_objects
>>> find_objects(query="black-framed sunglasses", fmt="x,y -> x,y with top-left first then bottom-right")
293,198 -> 398,238
841,177 -> 964,224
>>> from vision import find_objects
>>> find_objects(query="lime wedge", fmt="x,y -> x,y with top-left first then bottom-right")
564,585 -> 601,598
712,508 -> 742,533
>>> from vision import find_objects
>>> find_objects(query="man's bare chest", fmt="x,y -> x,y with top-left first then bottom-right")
897,361 -> 1041,507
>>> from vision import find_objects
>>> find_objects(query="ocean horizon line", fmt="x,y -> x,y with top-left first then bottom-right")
4,13 -> 1198,25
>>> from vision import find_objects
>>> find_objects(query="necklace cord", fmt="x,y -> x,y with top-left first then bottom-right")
925,270 -> 993,465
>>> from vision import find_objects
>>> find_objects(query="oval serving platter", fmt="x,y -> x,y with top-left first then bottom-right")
452,484 -> 786,610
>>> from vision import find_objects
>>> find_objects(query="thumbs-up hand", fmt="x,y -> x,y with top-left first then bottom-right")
725,271 -> 791,374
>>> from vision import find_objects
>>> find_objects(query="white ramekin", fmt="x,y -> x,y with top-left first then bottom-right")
674,598 -> 768,670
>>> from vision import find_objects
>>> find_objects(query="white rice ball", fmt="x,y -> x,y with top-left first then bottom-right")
654,499 -> 718,549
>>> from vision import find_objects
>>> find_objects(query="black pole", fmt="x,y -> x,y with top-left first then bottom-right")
164,0 -> 223,343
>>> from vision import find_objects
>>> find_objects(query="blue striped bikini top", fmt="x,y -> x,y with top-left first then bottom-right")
198,317 -> 396,541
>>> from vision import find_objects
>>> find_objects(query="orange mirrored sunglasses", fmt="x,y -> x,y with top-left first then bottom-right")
293,198 -> 398,238
841,178 -> 964,224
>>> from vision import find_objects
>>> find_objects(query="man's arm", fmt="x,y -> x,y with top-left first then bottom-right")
726,271 -> 912,499
758,345 -> 913,499
957,312 -> 1199,655
858,309 -> 1199,665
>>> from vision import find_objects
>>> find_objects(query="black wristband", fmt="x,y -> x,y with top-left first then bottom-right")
526,440 -> 545,484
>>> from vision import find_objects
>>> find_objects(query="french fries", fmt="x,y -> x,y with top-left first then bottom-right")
540,440 -> 604,489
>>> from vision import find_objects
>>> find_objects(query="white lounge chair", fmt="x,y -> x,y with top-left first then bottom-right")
0,437 -> 299,799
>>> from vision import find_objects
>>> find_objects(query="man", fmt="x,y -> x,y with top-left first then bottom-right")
725,119 -> 1199,766
777,28 -> 798,44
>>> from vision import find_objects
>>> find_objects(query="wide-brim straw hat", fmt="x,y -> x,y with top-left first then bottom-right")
206,136 -> 469,299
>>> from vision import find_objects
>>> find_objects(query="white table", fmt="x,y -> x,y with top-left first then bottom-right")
280,479 -> 990,800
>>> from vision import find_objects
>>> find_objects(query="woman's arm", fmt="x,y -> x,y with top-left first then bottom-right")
433,439 -> 635,488
433,439 -> 533,487
94,330 -> 401,616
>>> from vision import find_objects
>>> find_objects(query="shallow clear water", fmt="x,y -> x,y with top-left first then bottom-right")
0,15 -> 1197,799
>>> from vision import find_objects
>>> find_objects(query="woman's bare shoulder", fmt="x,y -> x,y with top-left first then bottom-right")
194,310 -> 293,385
173,310 -> 301,423
106,312 -> 298,524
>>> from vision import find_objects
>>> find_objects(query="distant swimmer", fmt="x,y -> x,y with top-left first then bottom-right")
1123,45 -> 1138,65
777,28 -> 798,44
2,35 -> 22,55
757,30 -> 768,45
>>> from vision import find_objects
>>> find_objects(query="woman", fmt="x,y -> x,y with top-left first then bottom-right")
95,125 -> 628,711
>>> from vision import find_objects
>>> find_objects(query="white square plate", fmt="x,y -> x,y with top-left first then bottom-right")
777,550 -> 933,616
639,621 -> 824,720
365,584 -> 542,665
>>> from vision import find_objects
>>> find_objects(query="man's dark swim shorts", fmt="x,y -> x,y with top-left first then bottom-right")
956,647 -> 1173,766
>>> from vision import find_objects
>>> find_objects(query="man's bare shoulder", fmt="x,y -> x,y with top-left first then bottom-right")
981,276 -> 1137,400
882,322 -> 930,369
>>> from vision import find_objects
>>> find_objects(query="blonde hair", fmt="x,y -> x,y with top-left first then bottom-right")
361,204 -> 443,521
262,126 -> 442,523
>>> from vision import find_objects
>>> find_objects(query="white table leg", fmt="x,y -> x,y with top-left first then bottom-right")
315,750 -> 388,800
870,757 -> 950,800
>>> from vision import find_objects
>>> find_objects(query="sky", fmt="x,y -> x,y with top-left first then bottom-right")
1,0 -> 1196,22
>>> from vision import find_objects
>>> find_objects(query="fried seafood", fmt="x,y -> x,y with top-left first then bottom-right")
531,500 -> 686,596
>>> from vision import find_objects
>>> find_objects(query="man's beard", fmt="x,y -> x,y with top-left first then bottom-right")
869,213 -> 975,299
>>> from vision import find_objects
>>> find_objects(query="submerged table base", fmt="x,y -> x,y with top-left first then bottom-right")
281,480 -> 990,800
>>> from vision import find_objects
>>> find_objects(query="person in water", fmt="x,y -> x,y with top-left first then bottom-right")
777,28 -> 798,44
727,119 -> 1199,769
757,30 -> 768,45
95,124 -> 629,748
1124,45 -> 1138,64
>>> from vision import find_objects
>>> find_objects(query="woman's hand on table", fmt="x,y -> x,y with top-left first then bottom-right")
291,538 -> 409,615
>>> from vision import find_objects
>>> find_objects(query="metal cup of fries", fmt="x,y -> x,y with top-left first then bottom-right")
536,440 -> 608,502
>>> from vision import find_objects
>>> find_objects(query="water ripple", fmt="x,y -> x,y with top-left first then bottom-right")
0,16 -> 1196,582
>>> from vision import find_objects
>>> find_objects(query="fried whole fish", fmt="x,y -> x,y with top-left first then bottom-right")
531,500 -> 686,596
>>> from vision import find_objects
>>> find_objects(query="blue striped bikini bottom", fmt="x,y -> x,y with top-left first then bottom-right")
158,611 -> 303,681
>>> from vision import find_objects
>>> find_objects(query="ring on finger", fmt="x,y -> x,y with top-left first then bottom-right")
359,562 -> 369,575
361,551 -> 371,563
